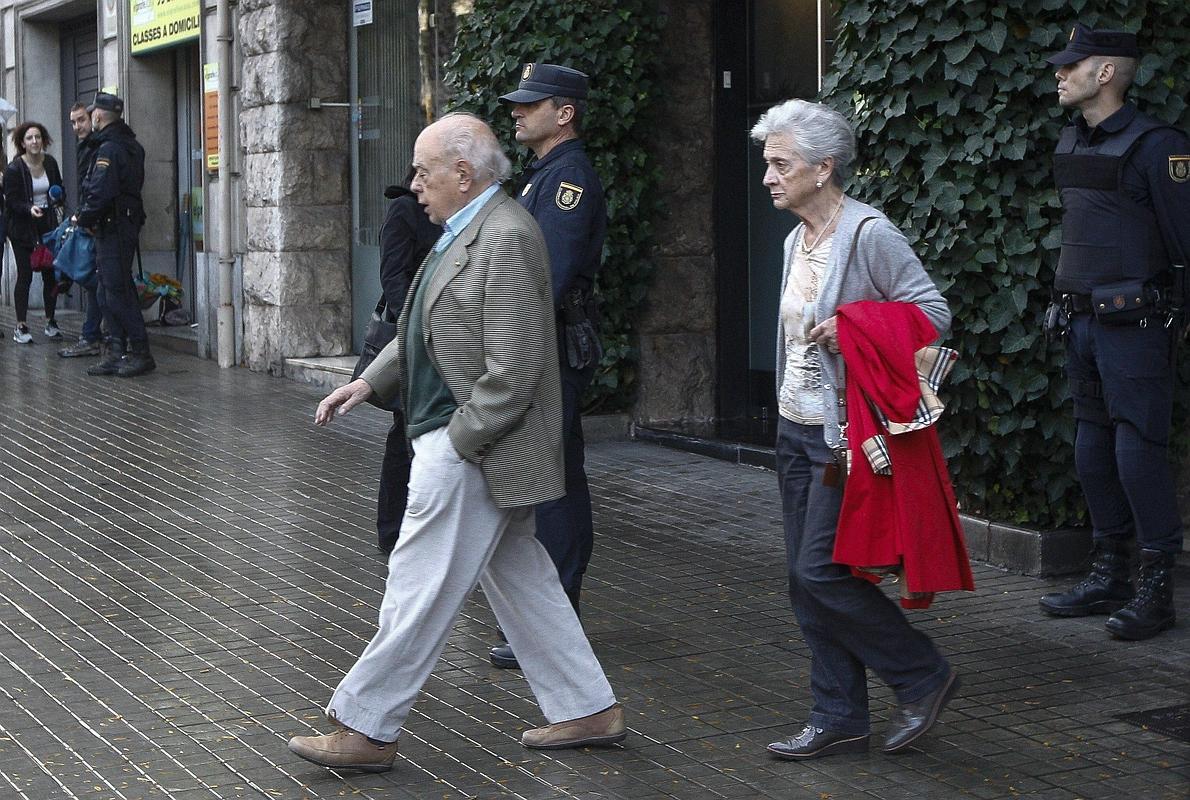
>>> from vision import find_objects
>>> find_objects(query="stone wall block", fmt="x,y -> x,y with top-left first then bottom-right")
240,7 -> 313,57
243,251 -> 316,306
240,104 -> 347,154
243,151 -> 348,207
637,0 -> 717,425
246,205 -> 350,252
245,303 -> 350,373
305,53 -> 348,101
241,52 -> 311,109
312,250 -> 351,306
635,333 -> 716,424
654,187 -> 713,257
638,255 -> 715,336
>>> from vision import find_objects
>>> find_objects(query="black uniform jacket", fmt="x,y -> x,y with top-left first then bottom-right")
514,139 -> 607,306
77,120 -> 145,233
4,154 -> 63,248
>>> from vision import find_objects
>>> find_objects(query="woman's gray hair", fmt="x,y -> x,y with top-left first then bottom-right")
750,99 -> 856,186
438,111 -> 512,183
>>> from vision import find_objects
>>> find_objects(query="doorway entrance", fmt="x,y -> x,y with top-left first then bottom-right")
714,0 -> 836,426
348,0 -> 426,351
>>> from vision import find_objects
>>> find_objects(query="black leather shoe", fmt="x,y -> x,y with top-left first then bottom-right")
883,671 -> 959,754
489,643 -> 520,670
767,725 -> 869,759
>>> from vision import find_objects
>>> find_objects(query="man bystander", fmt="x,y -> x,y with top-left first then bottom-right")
487,63 -> 608,670
58,101 -> 103,358
1039,25 -> 1188,640
287,113 -> 624,773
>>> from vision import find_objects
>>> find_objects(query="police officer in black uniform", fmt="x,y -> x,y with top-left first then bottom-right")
1039,25 -> 1189,640
78,92 -> 154,378
489,63 -> 608,669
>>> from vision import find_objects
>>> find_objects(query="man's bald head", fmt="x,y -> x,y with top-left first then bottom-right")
410,113 -> 512,224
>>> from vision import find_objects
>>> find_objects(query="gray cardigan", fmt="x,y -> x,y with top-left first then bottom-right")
776,196 -> 951,449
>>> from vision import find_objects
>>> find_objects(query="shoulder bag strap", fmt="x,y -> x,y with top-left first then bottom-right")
834,216 -> 876,442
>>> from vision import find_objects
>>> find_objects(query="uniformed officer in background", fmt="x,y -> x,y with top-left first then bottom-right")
1039,25 -> 1188,640
488,63 -> 608,669
78,91 -> 154,378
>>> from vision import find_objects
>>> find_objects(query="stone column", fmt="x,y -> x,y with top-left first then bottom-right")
635,1 -> 717,425
237,0 -> 351,373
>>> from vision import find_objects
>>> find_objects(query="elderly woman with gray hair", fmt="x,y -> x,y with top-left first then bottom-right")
755,99 -> 960,759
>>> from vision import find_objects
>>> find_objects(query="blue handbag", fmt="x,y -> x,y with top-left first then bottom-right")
43,219 -> 97,289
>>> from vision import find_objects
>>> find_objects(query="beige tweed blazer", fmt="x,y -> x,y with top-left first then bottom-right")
360,190 -> 565,509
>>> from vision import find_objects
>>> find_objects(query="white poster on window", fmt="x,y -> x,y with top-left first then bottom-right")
103,0 -> 119,39
353,1 -> 373,26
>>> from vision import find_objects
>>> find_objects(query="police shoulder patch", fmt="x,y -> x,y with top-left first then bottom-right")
555,181 -> 583,211
1169,155 -> 1190,183
95,158 -> 111,168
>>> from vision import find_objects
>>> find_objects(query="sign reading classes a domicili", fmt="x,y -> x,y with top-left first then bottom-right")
130,0 -> 201,55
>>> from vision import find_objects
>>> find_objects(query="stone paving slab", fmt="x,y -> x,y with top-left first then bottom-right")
1,314 -> 1187,799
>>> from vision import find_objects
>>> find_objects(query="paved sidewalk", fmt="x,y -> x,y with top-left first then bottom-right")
0,322 -> 1187,800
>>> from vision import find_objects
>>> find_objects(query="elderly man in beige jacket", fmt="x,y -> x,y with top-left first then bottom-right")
287,113 -> 625,773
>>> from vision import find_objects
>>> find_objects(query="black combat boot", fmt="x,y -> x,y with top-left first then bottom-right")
87,339 -> 125,376
1039,538 -> 1133,616
1105,549 -> 1176,640
117,340 -> 156,377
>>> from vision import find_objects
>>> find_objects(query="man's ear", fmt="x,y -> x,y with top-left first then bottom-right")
556,103 -> 576,127
456,159 -> 475,190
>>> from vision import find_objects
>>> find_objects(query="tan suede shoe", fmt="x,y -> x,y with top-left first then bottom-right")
287,725 -> 398,772
521,703 -> 628,750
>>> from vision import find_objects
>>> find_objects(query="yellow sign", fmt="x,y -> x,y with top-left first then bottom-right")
131,0 -> 201,55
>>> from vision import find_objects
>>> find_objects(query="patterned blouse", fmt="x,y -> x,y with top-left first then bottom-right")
778,231 -> 834,424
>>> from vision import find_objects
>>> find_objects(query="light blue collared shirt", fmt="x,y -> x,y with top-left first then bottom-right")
433,183 -> 502,253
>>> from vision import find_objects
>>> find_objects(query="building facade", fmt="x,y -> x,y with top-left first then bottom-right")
0,0 -> 824,421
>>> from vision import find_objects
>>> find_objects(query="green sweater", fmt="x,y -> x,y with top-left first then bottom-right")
404,248 -> 458,438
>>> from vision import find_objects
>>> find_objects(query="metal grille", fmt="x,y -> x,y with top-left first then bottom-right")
353,0 -> 425,247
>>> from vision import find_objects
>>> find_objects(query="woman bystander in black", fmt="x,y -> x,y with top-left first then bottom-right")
374,174 -> 442,554
5,121 -> 64,343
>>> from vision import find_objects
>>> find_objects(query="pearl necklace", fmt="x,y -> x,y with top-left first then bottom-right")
799,196 -> 845,254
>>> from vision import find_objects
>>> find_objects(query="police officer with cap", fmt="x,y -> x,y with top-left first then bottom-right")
488,63 -> 608,670
78,91 -> 154,378
1038,24 -> 1189,639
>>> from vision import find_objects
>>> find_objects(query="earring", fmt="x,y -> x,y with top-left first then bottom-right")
815,181 -> 824,188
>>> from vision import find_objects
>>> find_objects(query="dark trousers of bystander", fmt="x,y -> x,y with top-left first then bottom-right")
11,243 -> 57,322
534,361 -> 596,605
377,410 -> 411,554
1063,313 -> 1184,554
95,220 -> 148,347
776,417 -> 951,736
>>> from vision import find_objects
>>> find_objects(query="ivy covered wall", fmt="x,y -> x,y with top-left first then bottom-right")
443,0 -> 664,412
823,1 -> 1190,527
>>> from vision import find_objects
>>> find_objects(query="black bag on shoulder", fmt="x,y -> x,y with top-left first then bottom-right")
351,296 -> 402,413
1090,279 -> 1160,326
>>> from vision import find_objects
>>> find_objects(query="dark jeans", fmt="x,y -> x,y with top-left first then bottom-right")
377,410 -> 411,552
95,224 -> 147,346
777,417 -> 949,735
534,362 -> 595,598
82,280 -> 103,342
11,243 -> 57,323
1064,313 -> 1183,553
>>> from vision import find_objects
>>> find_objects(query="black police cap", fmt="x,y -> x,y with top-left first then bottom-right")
1046,23 -> 1140,65
499,63 -> 589,104
87,91 -> 125,114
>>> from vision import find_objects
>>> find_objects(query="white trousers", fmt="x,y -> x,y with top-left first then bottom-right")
327,426 -> 616,741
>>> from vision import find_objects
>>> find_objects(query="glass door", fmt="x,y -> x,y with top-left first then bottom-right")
349,0 -> 425,351
715,0 -> 836,424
